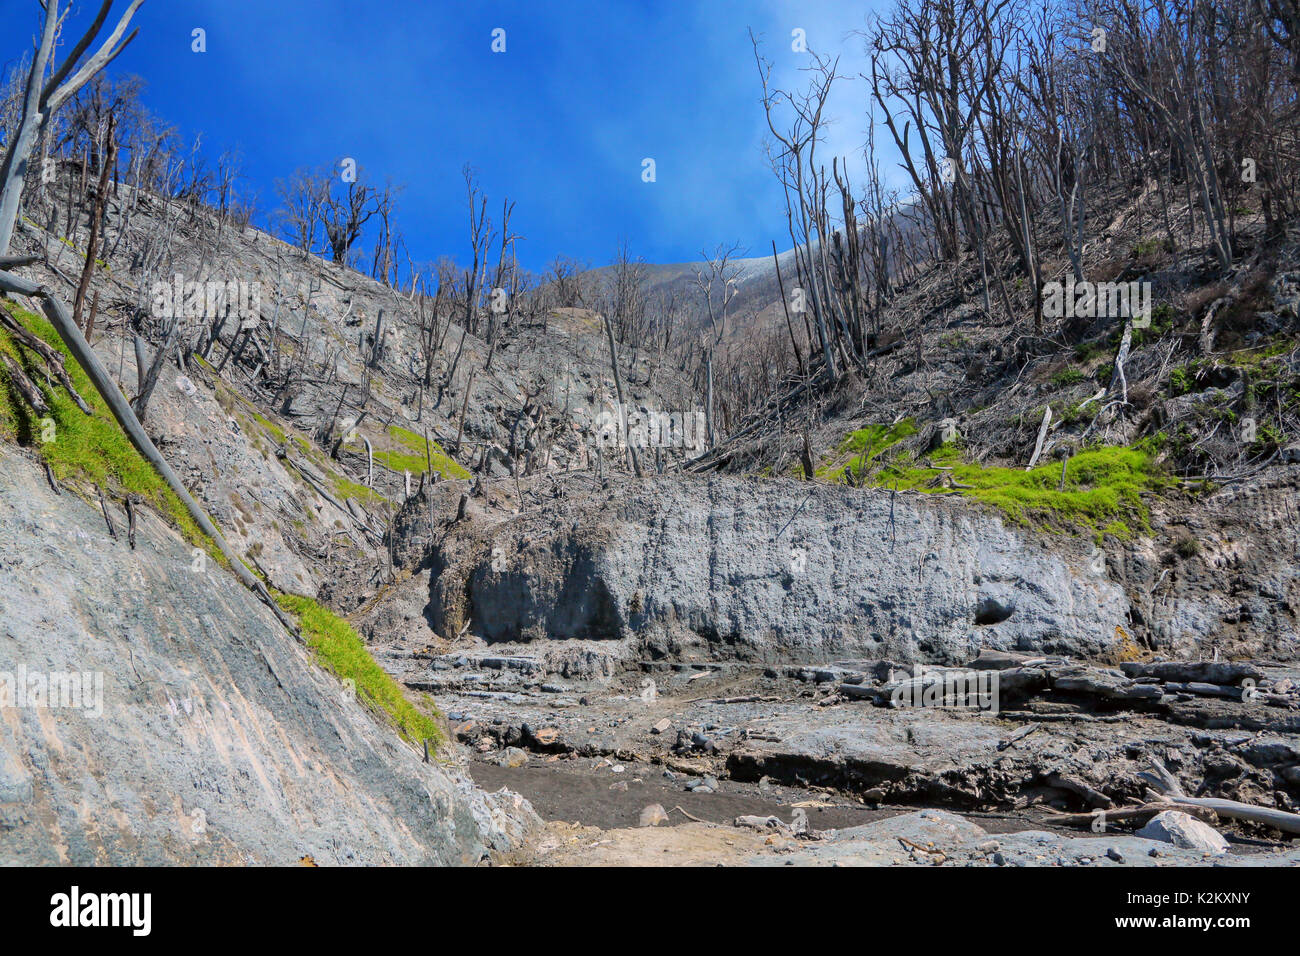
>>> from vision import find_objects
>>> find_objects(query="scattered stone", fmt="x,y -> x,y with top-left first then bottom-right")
1136,810 -> 1229,856
498,747 -> 529,768
638,804 -> 668,827
529,727 -> 559,746
651,718 -> 672,735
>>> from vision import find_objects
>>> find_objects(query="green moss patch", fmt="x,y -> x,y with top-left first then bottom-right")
275,592 -> 443,747
816,418 -> 917,481
868,442 -> 1163,537
250,410 -> 287,445
0,301 -> 218,557
372,423 -> 470,479
332,474 -> 387,507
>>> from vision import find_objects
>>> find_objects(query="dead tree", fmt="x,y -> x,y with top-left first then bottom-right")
323,171 -> 379,266
603,313 -> 643,477
274,166 -> 329,257
0,0 -> 144,256
751,30 -> 840,377
72,111 -> 115,334
692,241 -> 746,346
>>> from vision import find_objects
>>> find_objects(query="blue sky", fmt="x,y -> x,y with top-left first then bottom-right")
5,0 -> 899,273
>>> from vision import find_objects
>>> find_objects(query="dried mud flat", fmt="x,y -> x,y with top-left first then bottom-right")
409,649 -> 1300,866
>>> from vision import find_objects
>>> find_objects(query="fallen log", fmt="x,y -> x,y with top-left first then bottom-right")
0,307 -> 92,413
0,352 -> 50,415
1026,405 -> 1052,469
278,449 -> 381,545
997,724 -> 1041,751
95,483 -> 116,540
1052,672 -> 1163,701
734,814 -> 790,833
42,459 -> 60,495
1044,802 -> 1219,828
970,650 -> 1053,670
125,493 -> 138,550
1120,660 -> 1264,684
1160,681 -> 1246,701
1141,758 -> 1300,836
1045,772 -> 1112,809
839,682 -> 886,702
1143,792 -> 1300,836
0,267 -> 298,633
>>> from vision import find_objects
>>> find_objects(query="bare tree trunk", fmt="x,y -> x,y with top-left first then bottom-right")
73,115 -> 116,333
603,314 -> 642,477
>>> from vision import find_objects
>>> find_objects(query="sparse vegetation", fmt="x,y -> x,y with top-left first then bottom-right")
816,418 -> 918,481
0,301 -> 218,558
374,424 -> 470,480
1051,367 -> 1086,388
867,443 -> 1164,537
275,592 -> 443,748
332,474 -> 387,507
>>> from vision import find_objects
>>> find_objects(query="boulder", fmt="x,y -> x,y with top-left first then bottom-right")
1136,810 -> 1230,855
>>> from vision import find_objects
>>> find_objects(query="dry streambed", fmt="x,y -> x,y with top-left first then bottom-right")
398,646 -> 1300,865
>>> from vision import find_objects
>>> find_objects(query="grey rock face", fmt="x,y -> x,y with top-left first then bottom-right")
1119,465 -> 1300,662
431,475 -> 1131,665
0,448 -> 538,865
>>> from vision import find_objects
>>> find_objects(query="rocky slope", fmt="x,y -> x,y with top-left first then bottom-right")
0,445 -> 537,864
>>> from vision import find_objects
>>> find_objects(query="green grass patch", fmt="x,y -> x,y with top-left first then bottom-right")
274,592 -> 443,747
1130,302 -> 1176,348
866,443 -> 1163,537
373,424 -> 470,479
1227,336 -> 1299,369
0,301 -> 219,559
816,418 -> 917,481
250,410 -> 287,445
1073,339 -> 1110,364
1051,367 -> 1086,388
332,474 -> 387,507
1168,365 -> 1193,396
1131,237 -> 1170,258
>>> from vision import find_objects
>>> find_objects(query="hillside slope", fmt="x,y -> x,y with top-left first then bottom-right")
0,445 -> 537,864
